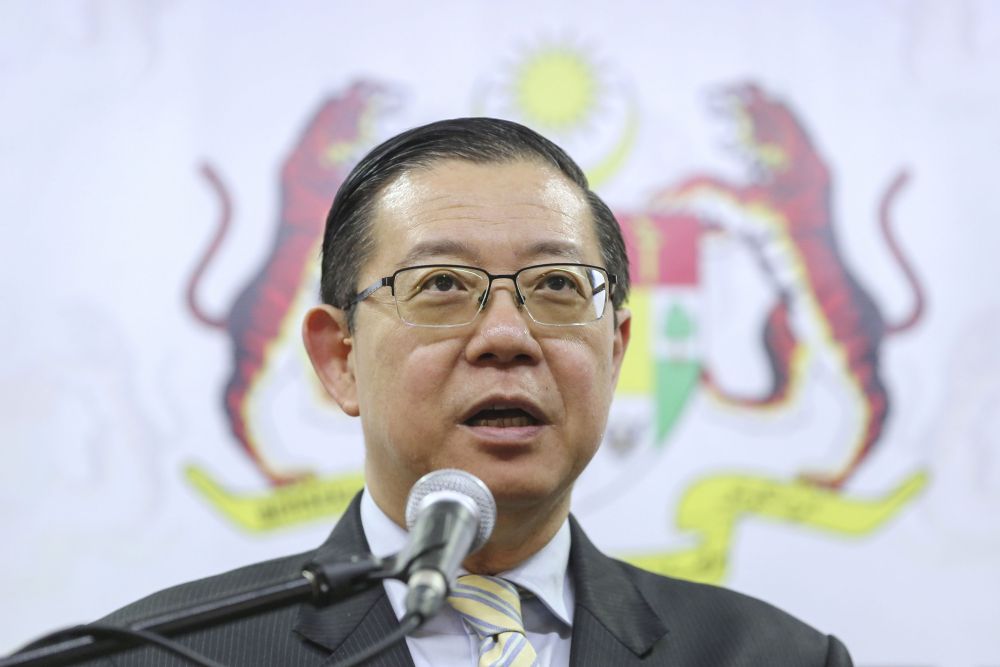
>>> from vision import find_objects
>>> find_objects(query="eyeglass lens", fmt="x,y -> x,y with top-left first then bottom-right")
391,265 -> 609,326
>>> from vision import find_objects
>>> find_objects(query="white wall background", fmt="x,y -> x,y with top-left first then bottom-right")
2,2 -> 999,665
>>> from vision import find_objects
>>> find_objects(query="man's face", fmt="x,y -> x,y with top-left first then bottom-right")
312,159 -> 629,521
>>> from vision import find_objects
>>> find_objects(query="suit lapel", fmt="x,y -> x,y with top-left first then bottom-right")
291,498 -> 669,665
293,493 -> 416,667
567,516 -> 670,666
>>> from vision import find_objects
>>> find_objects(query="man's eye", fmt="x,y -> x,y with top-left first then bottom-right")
539,273 -> 579,292
421,273 -> 463,292
543,275 -> 569,290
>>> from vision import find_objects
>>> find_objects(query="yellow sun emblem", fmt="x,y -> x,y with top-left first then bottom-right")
513,48 -> 600,131
475,38 -> 636,186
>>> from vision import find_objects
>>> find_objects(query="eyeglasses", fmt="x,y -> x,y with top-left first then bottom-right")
350,263 -> 616,327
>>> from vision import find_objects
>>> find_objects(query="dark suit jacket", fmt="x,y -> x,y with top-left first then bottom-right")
72,494 -> 851,666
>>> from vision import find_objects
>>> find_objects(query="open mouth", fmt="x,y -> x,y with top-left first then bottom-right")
464,407 -> 541,428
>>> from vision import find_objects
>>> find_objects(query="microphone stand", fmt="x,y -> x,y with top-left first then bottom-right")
1,553 -> 402,667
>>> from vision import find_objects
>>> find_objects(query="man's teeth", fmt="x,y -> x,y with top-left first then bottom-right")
470,415 -> 534,427
468,409 -> 537,427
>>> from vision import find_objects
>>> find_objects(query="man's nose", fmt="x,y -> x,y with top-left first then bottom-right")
464,283 -> 542,365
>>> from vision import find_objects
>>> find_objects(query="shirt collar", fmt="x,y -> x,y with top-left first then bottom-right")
360,487 -> 574,626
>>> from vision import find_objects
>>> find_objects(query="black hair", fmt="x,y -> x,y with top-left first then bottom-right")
319,117 -> 630,328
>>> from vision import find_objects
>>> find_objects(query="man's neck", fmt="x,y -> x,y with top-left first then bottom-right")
370,483 -> 572,575
467,492 -> 572,574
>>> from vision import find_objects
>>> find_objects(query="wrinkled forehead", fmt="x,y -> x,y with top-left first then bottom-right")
366,158 -> 599,270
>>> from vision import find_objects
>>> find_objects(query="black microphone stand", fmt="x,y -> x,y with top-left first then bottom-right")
1,553 -> 402,667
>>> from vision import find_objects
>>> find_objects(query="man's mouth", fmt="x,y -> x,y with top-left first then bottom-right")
464,407 -> 541,428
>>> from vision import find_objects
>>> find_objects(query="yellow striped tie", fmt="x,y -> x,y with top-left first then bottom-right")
448,575 -> 539,667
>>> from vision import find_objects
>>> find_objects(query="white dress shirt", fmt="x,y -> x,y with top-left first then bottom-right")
360,489 -> 575,666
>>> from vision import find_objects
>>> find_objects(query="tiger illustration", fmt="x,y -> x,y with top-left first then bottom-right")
187,81 -> 390,485
656,83 -> 925,488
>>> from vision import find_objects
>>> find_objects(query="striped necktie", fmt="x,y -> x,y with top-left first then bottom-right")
448,575 -> 539,667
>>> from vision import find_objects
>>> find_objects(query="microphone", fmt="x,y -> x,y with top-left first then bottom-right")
400,469 -> 496,619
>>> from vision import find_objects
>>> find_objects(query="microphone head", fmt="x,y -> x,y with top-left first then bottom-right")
405,469 -> 496,551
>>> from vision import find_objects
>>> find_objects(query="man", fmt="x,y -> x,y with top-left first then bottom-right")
67,118 -> 852,665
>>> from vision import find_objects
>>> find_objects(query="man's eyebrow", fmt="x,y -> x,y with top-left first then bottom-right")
397,240 -> 476,267
519,240 -> 583,262
396,239 -> 585,268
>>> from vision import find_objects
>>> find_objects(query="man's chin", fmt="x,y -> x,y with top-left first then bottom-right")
478,472 -> 574,515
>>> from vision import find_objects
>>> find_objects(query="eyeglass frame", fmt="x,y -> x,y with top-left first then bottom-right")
348,262 -> 618,327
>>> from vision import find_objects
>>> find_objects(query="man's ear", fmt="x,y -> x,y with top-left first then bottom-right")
302,305 -> 360,417
611,307 -> 631,386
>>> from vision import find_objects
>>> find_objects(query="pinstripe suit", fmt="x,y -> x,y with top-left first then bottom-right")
77,493 -> 851,666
